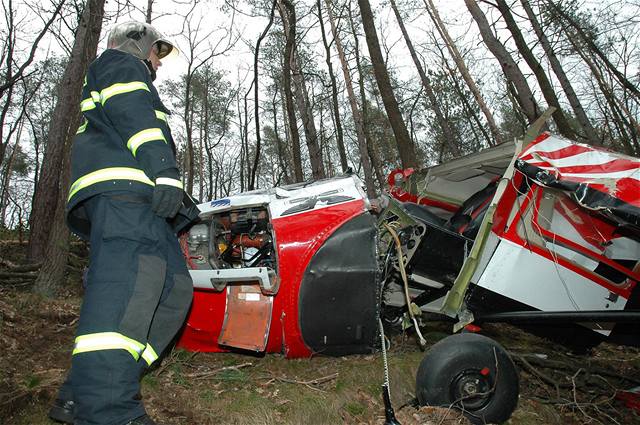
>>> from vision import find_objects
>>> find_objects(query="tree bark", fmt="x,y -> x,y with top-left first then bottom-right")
32,0 -> 105,294
145,0 -> 153,23
32,111 -> 80,296
495,0 -> 574,138
565,29 -> 638,154
278,0 -> 303,182
520,0 -> 599,145
0,135 -> 20,227
465,0 -> 539,124
390,0 -> 461,157
286,1 -> 324,180
271,83 -> 290,184
291,63 -> 325,179
324,0 -> 376,198
545,0 -> 640,101
28,0 -> 105,263
347,2 -> 384,188
317,0 -> 348,173
249,0 -> 277,190
356,0 -> 418,169
184,73 -> 195,193
424,0 -> 502,145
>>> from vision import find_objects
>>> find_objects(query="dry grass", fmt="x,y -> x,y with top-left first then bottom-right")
1,279 -> 639,424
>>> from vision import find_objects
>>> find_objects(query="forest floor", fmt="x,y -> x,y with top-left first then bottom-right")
1,240 -> 639,425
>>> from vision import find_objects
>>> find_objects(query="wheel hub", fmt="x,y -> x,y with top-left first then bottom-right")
451,369 -> 492,411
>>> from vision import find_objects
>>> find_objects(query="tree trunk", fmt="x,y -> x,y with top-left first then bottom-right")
495,0 -> 574,138
249,0 -> 277,190
184,73 -> 195,193
145,0 -> 153,23
278,0 -> 303,182
28,0 -> 105,263
198,96 -> 205,201
520,0 -> 599,145
291,63 -> 325,179
590,59 -> 639,154
0,87 -> 14,168
545,0 -> 640,101
32,111 -> 80,296
356,0 -> 418,169
271,83 -> 290,184
390,0 -> 461,157
347,2 -> 384,189
0,137 -> 19,227
431,39 -> 494,147
32,0 -> 105,294
200,73 -> 209,200
286,1 -> 324,180
324,0 -> 376,198
465,0 -> 539,124
566,31 -> 638,154
317,0 -> 348,173
423,0 -> 502,145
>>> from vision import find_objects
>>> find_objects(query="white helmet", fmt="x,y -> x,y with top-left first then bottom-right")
107,21 -> 177,61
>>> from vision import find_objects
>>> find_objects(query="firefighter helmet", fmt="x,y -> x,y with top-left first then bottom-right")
107,21 -> 177,61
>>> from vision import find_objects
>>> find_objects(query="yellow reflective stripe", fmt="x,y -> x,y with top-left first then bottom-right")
100,81 -> 149,105
68,167 -> 154,201
141,343 -> 159,366
83,76 -> 87,88
155,110 -> 167,122
72,332 -> 145,360
76,120 -> 88,134
127,128 -> 166,156
155,177 -> 183,189
80,83 -> 150,110
80,98 -> 95,112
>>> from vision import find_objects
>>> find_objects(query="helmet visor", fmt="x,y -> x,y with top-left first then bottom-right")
155,40 -> 179,60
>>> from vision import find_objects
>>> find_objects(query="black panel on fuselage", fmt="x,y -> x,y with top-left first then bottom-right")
298,213 -> 380,356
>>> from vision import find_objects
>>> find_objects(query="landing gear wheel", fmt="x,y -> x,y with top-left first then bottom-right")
415,333 -> 519,424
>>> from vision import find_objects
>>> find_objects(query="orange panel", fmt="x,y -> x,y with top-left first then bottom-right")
218,283 -> 273,352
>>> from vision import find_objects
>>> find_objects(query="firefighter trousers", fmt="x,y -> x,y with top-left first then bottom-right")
68,192 -> 193,425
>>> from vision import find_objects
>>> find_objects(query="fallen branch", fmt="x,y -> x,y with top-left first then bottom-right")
0,259 -> 41,271
515,353 -> 640,386
269,372 -> 339,392
0,272 -> 37,280
512,354 -> 563,398
185,362 -> 253,380
1,281 -> 34,288
151,350 -> 199,377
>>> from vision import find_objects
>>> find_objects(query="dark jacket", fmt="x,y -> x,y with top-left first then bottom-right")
66,49 -> 178,239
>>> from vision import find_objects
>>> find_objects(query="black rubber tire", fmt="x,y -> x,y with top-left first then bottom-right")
415,333 -> 519,424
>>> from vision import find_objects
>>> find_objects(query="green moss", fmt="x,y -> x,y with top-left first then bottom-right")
344,401 -> 366,416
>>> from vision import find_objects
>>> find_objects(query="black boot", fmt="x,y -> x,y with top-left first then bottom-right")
48,398 -> 75,424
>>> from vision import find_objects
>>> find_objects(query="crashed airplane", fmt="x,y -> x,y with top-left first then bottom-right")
175,131 -> 639,424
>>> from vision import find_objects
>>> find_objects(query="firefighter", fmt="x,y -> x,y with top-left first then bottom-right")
48,21 -> 193,425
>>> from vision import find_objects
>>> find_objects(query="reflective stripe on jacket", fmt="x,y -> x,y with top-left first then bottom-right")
66,49 -> 178,239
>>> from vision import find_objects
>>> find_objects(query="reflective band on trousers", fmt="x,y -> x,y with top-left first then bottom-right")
68,167 -> 154,202
76,120 -> 88,134
79,81 -> 150,112
73,332 -> 146,360
127,128 -> 167,157
141,343 -> 159,366
80,97 -> 96,112
155,177 -> 183,189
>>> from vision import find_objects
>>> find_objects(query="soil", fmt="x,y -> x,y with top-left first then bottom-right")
0,240 -> 639,424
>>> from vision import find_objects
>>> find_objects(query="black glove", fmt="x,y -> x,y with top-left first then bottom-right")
152,169 -> 183,218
